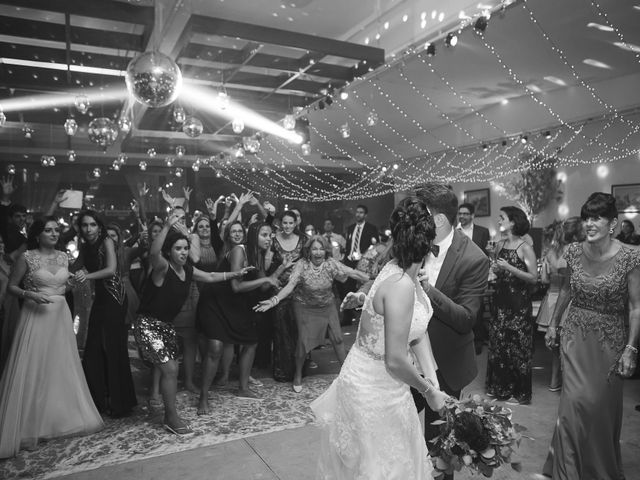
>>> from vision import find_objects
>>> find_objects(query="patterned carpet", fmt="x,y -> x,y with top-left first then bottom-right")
0,375 -> 335,480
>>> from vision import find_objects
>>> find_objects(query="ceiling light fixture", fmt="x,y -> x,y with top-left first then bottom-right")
340,91 -> 349,100
445,33 -> 458,47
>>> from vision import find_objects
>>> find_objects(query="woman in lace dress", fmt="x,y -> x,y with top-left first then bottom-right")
543,193 -> 640,480
254,235 -> 368,392
311,198 -> 448,480
0,218 -> 103,458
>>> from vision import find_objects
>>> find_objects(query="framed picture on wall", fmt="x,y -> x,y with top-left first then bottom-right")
612,183 -> 640,213
463,188 -> 491,217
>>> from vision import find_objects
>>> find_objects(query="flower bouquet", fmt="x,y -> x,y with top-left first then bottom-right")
429,394 -> 526,478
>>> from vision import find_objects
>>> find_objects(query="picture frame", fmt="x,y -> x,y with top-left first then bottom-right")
611,183 -> 640,213
463,188 -> 491,217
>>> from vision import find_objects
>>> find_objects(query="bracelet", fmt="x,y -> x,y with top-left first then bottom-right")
271,296 -> 279,306
420,383 -> 432,396
223,272 -> 227,281
625,344 -> 638,354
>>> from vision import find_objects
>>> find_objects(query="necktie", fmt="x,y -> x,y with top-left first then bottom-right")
351,224 -> 362,256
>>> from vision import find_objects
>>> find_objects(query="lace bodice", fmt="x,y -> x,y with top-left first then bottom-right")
23,250 -> 70,296
355,262 -> 431,360
562,242 -> 640,356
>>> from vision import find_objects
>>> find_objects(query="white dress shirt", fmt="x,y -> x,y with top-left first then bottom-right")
458,222 -> 474,240
423,227 -> 454,286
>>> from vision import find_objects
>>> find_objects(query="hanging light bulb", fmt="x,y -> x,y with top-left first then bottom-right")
147,148 -> 156,158
234,145 -> 245,158
175,145 -> 185,157
112,160 -> 121,171
250,166 -> 257,173
174,167 -> 183,177
217,91 -> 229,110
231,118 -> 245,134
366,111 -> 378,126
445,32 -> 458,47
182,116 -> 203,138
301,143 -> 311,156
243,136 -> 260,154
340,91 -> 349,100
0,108 -> 6,127
165,156 -> 174,167
92,167 -> 101,178
425,43 -> 436,56
118,116 -> 132,134
224,154 -> 232,165
192,162 -> 200,172
40,155 -> 50,167
23,125 -> 34,139
139,161 -> 148,171
64,118 -> 78,136
6,164 -> 15,175
283,114 -> 296,130
340,123 -> 350,138
74,94 -> 90,114
67,150 -> 76,162
117,153 -> 128,165
173,106 -> 186,123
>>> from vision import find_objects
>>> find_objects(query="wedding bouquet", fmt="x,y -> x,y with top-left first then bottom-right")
429,394 -> 526,478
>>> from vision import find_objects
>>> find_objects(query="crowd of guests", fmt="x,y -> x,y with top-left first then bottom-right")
0,176 -> 638,480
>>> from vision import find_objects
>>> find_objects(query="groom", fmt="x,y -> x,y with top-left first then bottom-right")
414,184 -> 490,478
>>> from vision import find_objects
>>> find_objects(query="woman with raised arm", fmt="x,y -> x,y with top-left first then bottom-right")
134,212 -> 252,434
73,210 -> 137,418
254,235 -> 368,392
310,197 -> 448,479
0,218 -> 103,458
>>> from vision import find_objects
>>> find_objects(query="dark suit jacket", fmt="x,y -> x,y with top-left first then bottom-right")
427,230 -> 490,392
345,221 -> 379,257
471,224 -> 490,253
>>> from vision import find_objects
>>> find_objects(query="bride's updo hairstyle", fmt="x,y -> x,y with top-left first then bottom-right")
389,197 -> 435,269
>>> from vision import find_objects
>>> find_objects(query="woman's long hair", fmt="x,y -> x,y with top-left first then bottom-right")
106,222 -> 125,272
77,210 -> 108,249
27,216 -> 59,250
389,197 -> 435,269
220,220 -> 245,262
246,222 -> 271,272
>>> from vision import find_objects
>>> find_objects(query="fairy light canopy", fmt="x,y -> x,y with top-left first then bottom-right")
0,0 -> 639,201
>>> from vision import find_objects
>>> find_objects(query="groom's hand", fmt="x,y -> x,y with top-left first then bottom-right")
340,292 -> 365,311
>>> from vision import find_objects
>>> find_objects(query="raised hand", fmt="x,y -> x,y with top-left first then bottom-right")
1,175 -> 15,198
131,199 -> 140,215
340,291 -> 365,311
138,182 -> 150,198
183,186 -> 193,201
161,188 -> 175,206
204,197 -> 215,214
54,189 -> 69,205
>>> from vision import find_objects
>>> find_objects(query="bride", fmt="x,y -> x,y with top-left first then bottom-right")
311,197 -> 448,479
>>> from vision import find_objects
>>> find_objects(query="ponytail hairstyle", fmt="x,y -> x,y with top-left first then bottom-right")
389,197 -> 435,269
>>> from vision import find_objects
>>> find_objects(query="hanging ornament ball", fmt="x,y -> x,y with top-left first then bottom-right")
283,114 -> 296,130
112,160 -> 121,171
214,169 -> 222,178
40,155 -> 50,167
118,117 -> 132,134
301,143 -> 311,156
67,150 -> 76,162
125,51 -> 183,108
88,117 -> 118,147
117,153 -> 128,165
74,94 -> 90,114
92,167 -> 101,178
7,164 -> 16,175
340,122 -> 350,139
0,111 -> 6,126
165,156 -> 175,167
175,145 -> 186,157
191,161 -> 200,172
174,167 -> 183,177
366,111 -> 378,127
173,106 -> 186,123
232,118 -> 245,134
147,148 -> 157,158
182,116 -> 203,138
139,161 -> 148,171
64,118 -> 78,136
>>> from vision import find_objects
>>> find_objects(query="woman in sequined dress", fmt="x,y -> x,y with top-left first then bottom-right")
73,210 -> 137,417
542,193 -> 640,480
485,206 -> 538,404
134,212 -> 252,434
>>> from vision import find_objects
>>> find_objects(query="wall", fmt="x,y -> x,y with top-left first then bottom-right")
450,154 -> 640,239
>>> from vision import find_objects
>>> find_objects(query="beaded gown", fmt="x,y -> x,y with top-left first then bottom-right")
543,243 -> 640,480
0,251 -> 103,458
485,242 -> 533,403
311,262 -> 434,479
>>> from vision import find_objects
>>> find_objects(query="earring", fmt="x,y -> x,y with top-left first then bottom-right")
609,228 -> 614,234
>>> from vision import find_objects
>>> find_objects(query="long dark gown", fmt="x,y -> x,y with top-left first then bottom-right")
485,242 -> 533,403
543,243 -> 640,480
81,240 -> 137,416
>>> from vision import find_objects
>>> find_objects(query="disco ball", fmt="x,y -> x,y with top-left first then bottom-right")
87,117 -> 118,147
182,116 -> 203,138
125,51 -> 183,108
64,118 -> 78,136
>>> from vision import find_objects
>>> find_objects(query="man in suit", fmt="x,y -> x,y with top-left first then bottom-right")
323,218 -> 346,261
457,202 -> 491,354
341,204 -> 379,325
457,202 -> 490,252
415,185 -> 490,480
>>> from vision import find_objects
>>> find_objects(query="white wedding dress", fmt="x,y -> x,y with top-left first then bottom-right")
311,262 -> 435,479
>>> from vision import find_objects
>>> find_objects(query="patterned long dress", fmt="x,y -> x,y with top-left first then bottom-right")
485,242 -> 533,403
543,243 -> 640,480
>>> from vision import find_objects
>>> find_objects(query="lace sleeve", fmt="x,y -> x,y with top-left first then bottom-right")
562,242 -> 580,269
23,250 -> 38,291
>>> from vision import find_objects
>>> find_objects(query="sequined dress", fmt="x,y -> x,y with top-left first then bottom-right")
485,242 -> 533,402
0,250 -> 103,458
543,243 -> 640,480
311,262 -> 434,479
